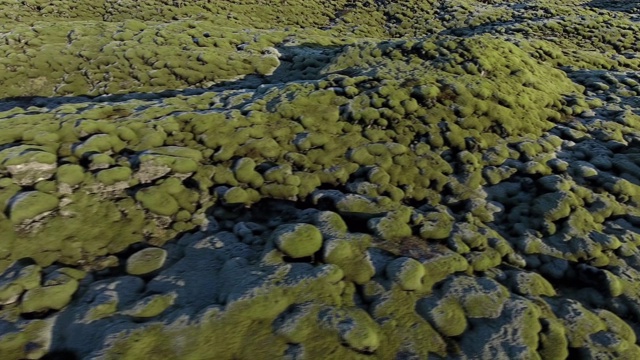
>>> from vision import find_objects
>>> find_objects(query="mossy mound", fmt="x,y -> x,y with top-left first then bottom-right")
126,247 -> 168,276
8,191 -> 59,225
272,223 -> 323,259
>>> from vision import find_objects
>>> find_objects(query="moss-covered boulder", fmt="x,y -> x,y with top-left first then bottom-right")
419,207 -> 455,240
532,191 -> 580,222
505,270 -> 557,297
8,191 -> 59,224
123,292 -> 177,318
417,296 -> 468,337
443,276 -> 509,319
319,307 -> 381,353
96,166 -> 132,185
0,145 -> 57,186
323,233 -> 375,284
272,223 -> 323,259
368,208 -> 413,241
126,247 -> 168,275
0,262 -> 41,305
385,257 -> 425,291
135,186 -> 179,217
56,164 -> 86,187
21,274 -> 78,313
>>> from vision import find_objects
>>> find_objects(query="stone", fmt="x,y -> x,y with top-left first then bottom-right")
272,223 -> 323,258
21,274 -> 78,313
0,263 -> 41,305
126,247 -> 168,275
8,191 -> 59,224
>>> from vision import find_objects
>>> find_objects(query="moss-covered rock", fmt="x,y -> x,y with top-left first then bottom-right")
0,318 -> 53,360
135,186 -> 179,217
417,296 -> 468,337
123,292 -> 177,318
126,247 -> 168,276
8,191 -> 59,224
385,257 -> 425,291
96,166 -> 132,185
323,233 -> 375,285
532,191 -> 580,222
368,208 -> 413,241
0,263 -> 41,305
422,251 -> 469,291
56,164 -> 85,187
444,276 -> 509,319
21,274 -> 78,313
505,270 -> 556,297
272,223 -> 323,259
419,207 -> 455,240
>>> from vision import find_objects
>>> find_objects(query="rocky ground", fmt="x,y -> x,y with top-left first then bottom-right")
2,0 -> 640,359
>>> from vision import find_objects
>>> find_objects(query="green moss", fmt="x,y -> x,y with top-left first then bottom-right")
126,247 -> 167,275
233,158 -> 264,188
101,262 -> 357,359
260,183 -> 299,199
366,167 -> 390,186
96,166 -> 132,185
0,183 -> 21,215
157,177 -> 185,196
21,276 -> 78,313
596,309 -> 636,343
170,187 -> 199,214
449,277 -> 509,319
332,194 -> 389,217
123,19 -> 147,32
425,297 -> 467,337
467,248 -> 502,272
385,257 -> 425,291
0,319 -> 51,359
313,211 -> 348,236
34,180 -> 57,194
422,253 -> 468,291
2,2 -> 640,356
137,131 -> 167,150
192,165 -> 215,191
272,223 -> 323,258
9,191 -> 59,224
213,166 -> 239,186
532,191 -> 579,222
368,209 -> 413,241
349,147 -> 376,166
0,264 -> 41,304
73,134 -> 125,157
89,153 -> 115,169
7,191 -> 145,266
419,208 -> 455,240
538,318 -> 569,360
117,126 -> 138,142
263,164 -> 294,184
135,186 -> 179,216
2,148 -> 56,167
556,301 -> 607,348
85,297 -> 118,322
124,292 -> 177,318
323,233 -> 374,284
507,271 -> 556,297
324,307 -> 381,353
238,138 -> 282,159
253,55 -> 280,76
138,153 -> 198,175
295,172 -> 321,198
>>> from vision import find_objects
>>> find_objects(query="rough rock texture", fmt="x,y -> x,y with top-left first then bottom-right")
3,0 -> 640,359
